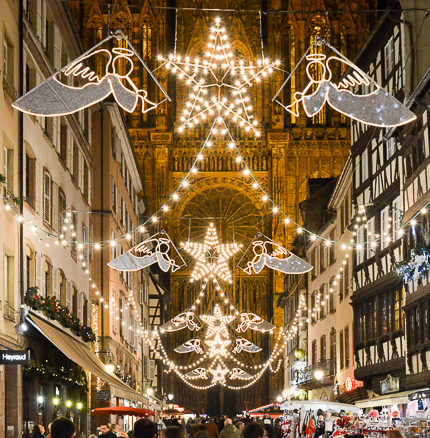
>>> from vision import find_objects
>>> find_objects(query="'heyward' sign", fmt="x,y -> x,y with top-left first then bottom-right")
0,350 -> 30,365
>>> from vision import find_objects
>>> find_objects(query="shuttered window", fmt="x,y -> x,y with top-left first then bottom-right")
43,171 -> 52,225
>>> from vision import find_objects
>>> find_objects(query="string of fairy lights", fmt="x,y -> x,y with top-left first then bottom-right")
6,11 -> 430,393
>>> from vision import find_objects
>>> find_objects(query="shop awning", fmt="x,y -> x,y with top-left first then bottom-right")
92,407 -> 154,416
336,387 -> 368,405
354,388 -> 428,408
27,313 -> 149,404
280,400 -> 362,415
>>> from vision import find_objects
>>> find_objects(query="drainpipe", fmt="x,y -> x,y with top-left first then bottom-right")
19,0 -> 25,322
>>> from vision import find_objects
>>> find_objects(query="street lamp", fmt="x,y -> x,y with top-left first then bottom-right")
168,393 -> 174,401
314,369 -> 324,381
77,402 -> 82,410
77,403 -> 83,436
66,401 -> 72,408
53,398 -> 59,406
147,388 -> 154,396
106,363 -> 115,373
276,396 -> 282,403
37,395 -> 44,404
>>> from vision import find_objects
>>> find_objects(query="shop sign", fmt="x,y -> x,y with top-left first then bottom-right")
0,350 -> 30,365
380,374 -> 399,394
416,411 -> 425,418
96,390 -> 110,401
344,377 -> 363,392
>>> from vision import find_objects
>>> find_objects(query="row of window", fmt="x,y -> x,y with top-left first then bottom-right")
355,288 -> 403,343
310,326 -> 350,370
355,197 -> 401,265
309,232 -> 336,279
26,245 -> 90,326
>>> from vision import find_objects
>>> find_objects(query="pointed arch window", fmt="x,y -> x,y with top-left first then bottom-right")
309,16 -> 328,125
141,23 -> 152,123
282,23 -> 296,125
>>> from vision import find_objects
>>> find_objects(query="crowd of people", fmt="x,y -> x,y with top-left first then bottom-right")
31,415 -> 409,438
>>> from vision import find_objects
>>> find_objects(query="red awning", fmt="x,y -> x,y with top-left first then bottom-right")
92,406 -> 155,417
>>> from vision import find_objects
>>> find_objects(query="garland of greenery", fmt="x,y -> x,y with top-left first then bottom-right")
25,287 -> 96,343
23,360 -> 88,390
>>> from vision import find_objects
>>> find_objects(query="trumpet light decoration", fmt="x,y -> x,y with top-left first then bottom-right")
275,51 -> 416,128
13,31 -> 169,116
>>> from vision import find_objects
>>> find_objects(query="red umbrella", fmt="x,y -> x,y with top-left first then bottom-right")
92,406 -> 155,416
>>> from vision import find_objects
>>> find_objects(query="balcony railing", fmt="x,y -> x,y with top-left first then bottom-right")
4,302 -> 18,322
295,359 -> 336,389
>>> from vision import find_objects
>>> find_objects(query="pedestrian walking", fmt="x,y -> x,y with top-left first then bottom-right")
50,418 -> 75,438
219,419 -> 240,438
133,419 -> 157,438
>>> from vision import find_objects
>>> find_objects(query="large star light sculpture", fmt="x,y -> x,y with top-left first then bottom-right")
158,17 -> 279,136
201,304 -> 235,357
180,224 -> 242,283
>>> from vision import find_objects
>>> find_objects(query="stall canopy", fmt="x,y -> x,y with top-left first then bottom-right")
249,403 -> 283,418
280,400 -> 362,415
354,388 -> 429,408
27,313 -> 149,404
92,407 -> 155,416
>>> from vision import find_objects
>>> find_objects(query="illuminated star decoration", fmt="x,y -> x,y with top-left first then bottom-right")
180,223 -> 242,283
201,304 -> 235,357
159,17 -> 280,136
209,361 -> 230,383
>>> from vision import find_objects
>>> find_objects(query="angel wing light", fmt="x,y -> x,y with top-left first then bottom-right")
108,237 -> 180,273
236,313 -> 276,333
185,368 -> 209,379
277,54 -> 416,128
244,240 -> 313,275
13,44 -> 164,116
232,338 -> 262,354
230,367 -> 253,380
160,312 -> 201,332
174,339 -> 204,354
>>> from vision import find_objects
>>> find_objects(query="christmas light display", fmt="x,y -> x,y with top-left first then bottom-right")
274,41 -> 416,128
160,312 -> 201,332
159,17 -> 280,136
108,233 -> 183,273
13,31 -> 169,116
180,223 -> 242,283
236,312 -> 276,333
241,238 -> 313,275
174,339 -> 204,354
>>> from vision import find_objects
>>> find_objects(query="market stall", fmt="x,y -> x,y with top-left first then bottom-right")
249,403 -> 283,419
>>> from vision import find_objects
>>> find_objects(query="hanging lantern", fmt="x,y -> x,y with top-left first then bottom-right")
294,348 -> 305,359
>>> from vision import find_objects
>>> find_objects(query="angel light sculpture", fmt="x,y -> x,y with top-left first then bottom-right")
276,52 -> 416,128
13,31 -> 169,116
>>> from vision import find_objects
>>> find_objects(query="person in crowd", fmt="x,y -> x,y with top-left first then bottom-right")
235,423 -> 244,433
89,435 -> 98,438
161,426 -> 185,438
50,418 -> 76,438
133,419 -> 157,438
33,424 -> 46,438
388,432 -> 406,438
112,425 -> 121,436
158,418 -> 167,432
100,424 -> 118,438
191,418 -> 204,438
242,422 -> 266,438
217,417 -> 225,433
263,424 -> 275,438
205,417 -> 219,438
273,419 -> 283,438
219,419 -> 240,438
242,415 -> 252,426
186,419 -> 193,438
